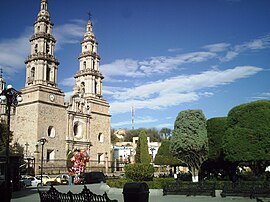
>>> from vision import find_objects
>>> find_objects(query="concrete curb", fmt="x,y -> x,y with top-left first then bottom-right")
106,187 -> 163,196
149,189 -> 163,196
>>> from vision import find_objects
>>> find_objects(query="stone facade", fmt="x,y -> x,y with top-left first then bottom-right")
7,0 -> 111,174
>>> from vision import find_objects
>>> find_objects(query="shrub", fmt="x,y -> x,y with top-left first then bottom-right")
125,163 -> 154,181
106,178 -> 130,188
106,177 -> 175,189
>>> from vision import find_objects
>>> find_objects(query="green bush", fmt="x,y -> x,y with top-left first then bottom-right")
125,163 -> 154,181
144,178 -> 175,189
107,177 -> 175,189
106,178 -> 130,188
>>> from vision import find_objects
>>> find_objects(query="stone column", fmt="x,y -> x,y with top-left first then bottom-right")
68,114 -> 74,140
105,153 -> 109,174
34,149 -> 40,175
86,117 -> 90,140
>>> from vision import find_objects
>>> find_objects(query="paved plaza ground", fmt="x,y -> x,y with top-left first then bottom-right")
11,183 -> 268,202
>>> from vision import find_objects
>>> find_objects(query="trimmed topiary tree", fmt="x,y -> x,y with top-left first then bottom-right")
154,139 -> 184,166
170,109 -> 208,182
207,117 -> 227,160
125,163 -> 154,181
126,130 -> 153,181
135,130 -> 150,164
223,100 -> 270,176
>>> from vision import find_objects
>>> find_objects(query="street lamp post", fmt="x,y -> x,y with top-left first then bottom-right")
25,142 -> 29,157
0,84 -> 22,202
37,137 -> 47,187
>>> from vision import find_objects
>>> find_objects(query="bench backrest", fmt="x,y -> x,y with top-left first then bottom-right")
38,185 -> 118,202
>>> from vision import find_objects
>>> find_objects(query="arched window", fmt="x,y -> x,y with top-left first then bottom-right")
31,67 -> 35,79
92,60 -> 95,70
48,126 -> 56,138
34,44 -> 38,53
80,82 -> 85,94
83,61 -> 86,69
46,43 -> 50,54
73,121 -> 83,138
98,133 -> 104,143
94,80 -> 97,94
46,66 -> 50,81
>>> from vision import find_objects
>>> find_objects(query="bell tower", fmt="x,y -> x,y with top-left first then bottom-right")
74,18 -> 103,98
67,16 -> 111,161
12,0 -> 67,164
25,0 -> 58,87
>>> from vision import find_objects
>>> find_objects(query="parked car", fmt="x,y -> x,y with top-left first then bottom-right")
21,175 -> 32,186
21,175 -> 42,187
35,174 -> 51,185
36,174 -> 69,186
29,176 -> 42,187
82,172 -> 106,184
52,174 -> 69,185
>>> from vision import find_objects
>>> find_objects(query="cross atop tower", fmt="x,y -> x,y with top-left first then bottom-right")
0,67 -> 3,78
87,11 -> 92,20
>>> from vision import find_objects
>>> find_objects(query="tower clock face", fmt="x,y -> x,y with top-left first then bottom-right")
49,94 -> 55,102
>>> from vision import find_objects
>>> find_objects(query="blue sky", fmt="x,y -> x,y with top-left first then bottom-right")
0,0 -> 270,130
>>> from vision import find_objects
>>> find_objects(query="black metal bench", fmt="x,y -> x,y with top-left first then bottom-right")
163,181 -> 215,197
221,182 -> 270,198
38,185 -> 118,202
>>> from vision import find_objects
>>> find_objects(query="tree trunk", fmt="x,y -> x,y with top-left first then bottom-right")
191,167 -> 199,182
249,161 -> 266,177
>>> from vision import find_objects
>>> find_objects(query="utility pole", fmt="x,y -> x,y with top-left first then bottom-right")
131,105 -> 134,130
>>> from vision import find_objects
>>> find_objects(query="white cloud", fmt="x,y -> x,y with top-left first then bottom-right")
203,43 -> 230,52
250,92 -> 270,100
110,66 -> 262,114
64,91 -> 73,103
0,20 -> 85,76
221,35 -> 270,61
59,77 -> 75,87
101,59 -> 142,79
111,116 -> 158,128
261,92 -> 270,97
168,48 -> 182,52
101,52 -> 216,79
156,123 -> 174,129
0,28 -> 32,74
110,92 -> 199,114
102,86 -> 130,95
54,19 -> 85,50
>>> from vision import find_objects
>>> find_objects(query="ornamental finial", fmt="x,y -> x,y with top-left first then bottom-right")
87,11 -> 92,21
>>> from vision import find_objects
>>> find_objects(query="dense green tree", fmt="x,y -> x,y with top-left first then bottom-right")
125,163 -> 154,181
135,130 -> 150,164
0,122 -> 13,154
223,100 -> 270,176
207,117 -> 227,160
124,129 -> 138,142
146,128 -> 162,142
170,109 -> 208,182
201,116 -> 238,181
159,128 -> 172,139
124,128 -> 161,142
154,139 -> 184,166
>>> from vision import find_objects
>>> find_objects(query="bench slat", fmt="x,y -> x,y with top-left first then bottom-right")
38,185 -> 118,202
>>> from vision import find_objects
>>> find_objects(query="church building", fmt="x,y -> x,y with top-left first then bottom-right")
7,0 -> 111,173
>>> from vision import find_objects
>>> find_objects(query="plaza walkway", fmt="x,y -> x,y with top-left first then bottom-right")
11,183 -> 266,202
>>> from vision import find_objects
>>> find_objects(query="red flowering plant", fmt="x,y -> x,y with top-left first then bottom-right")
69,148 -> 90,184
